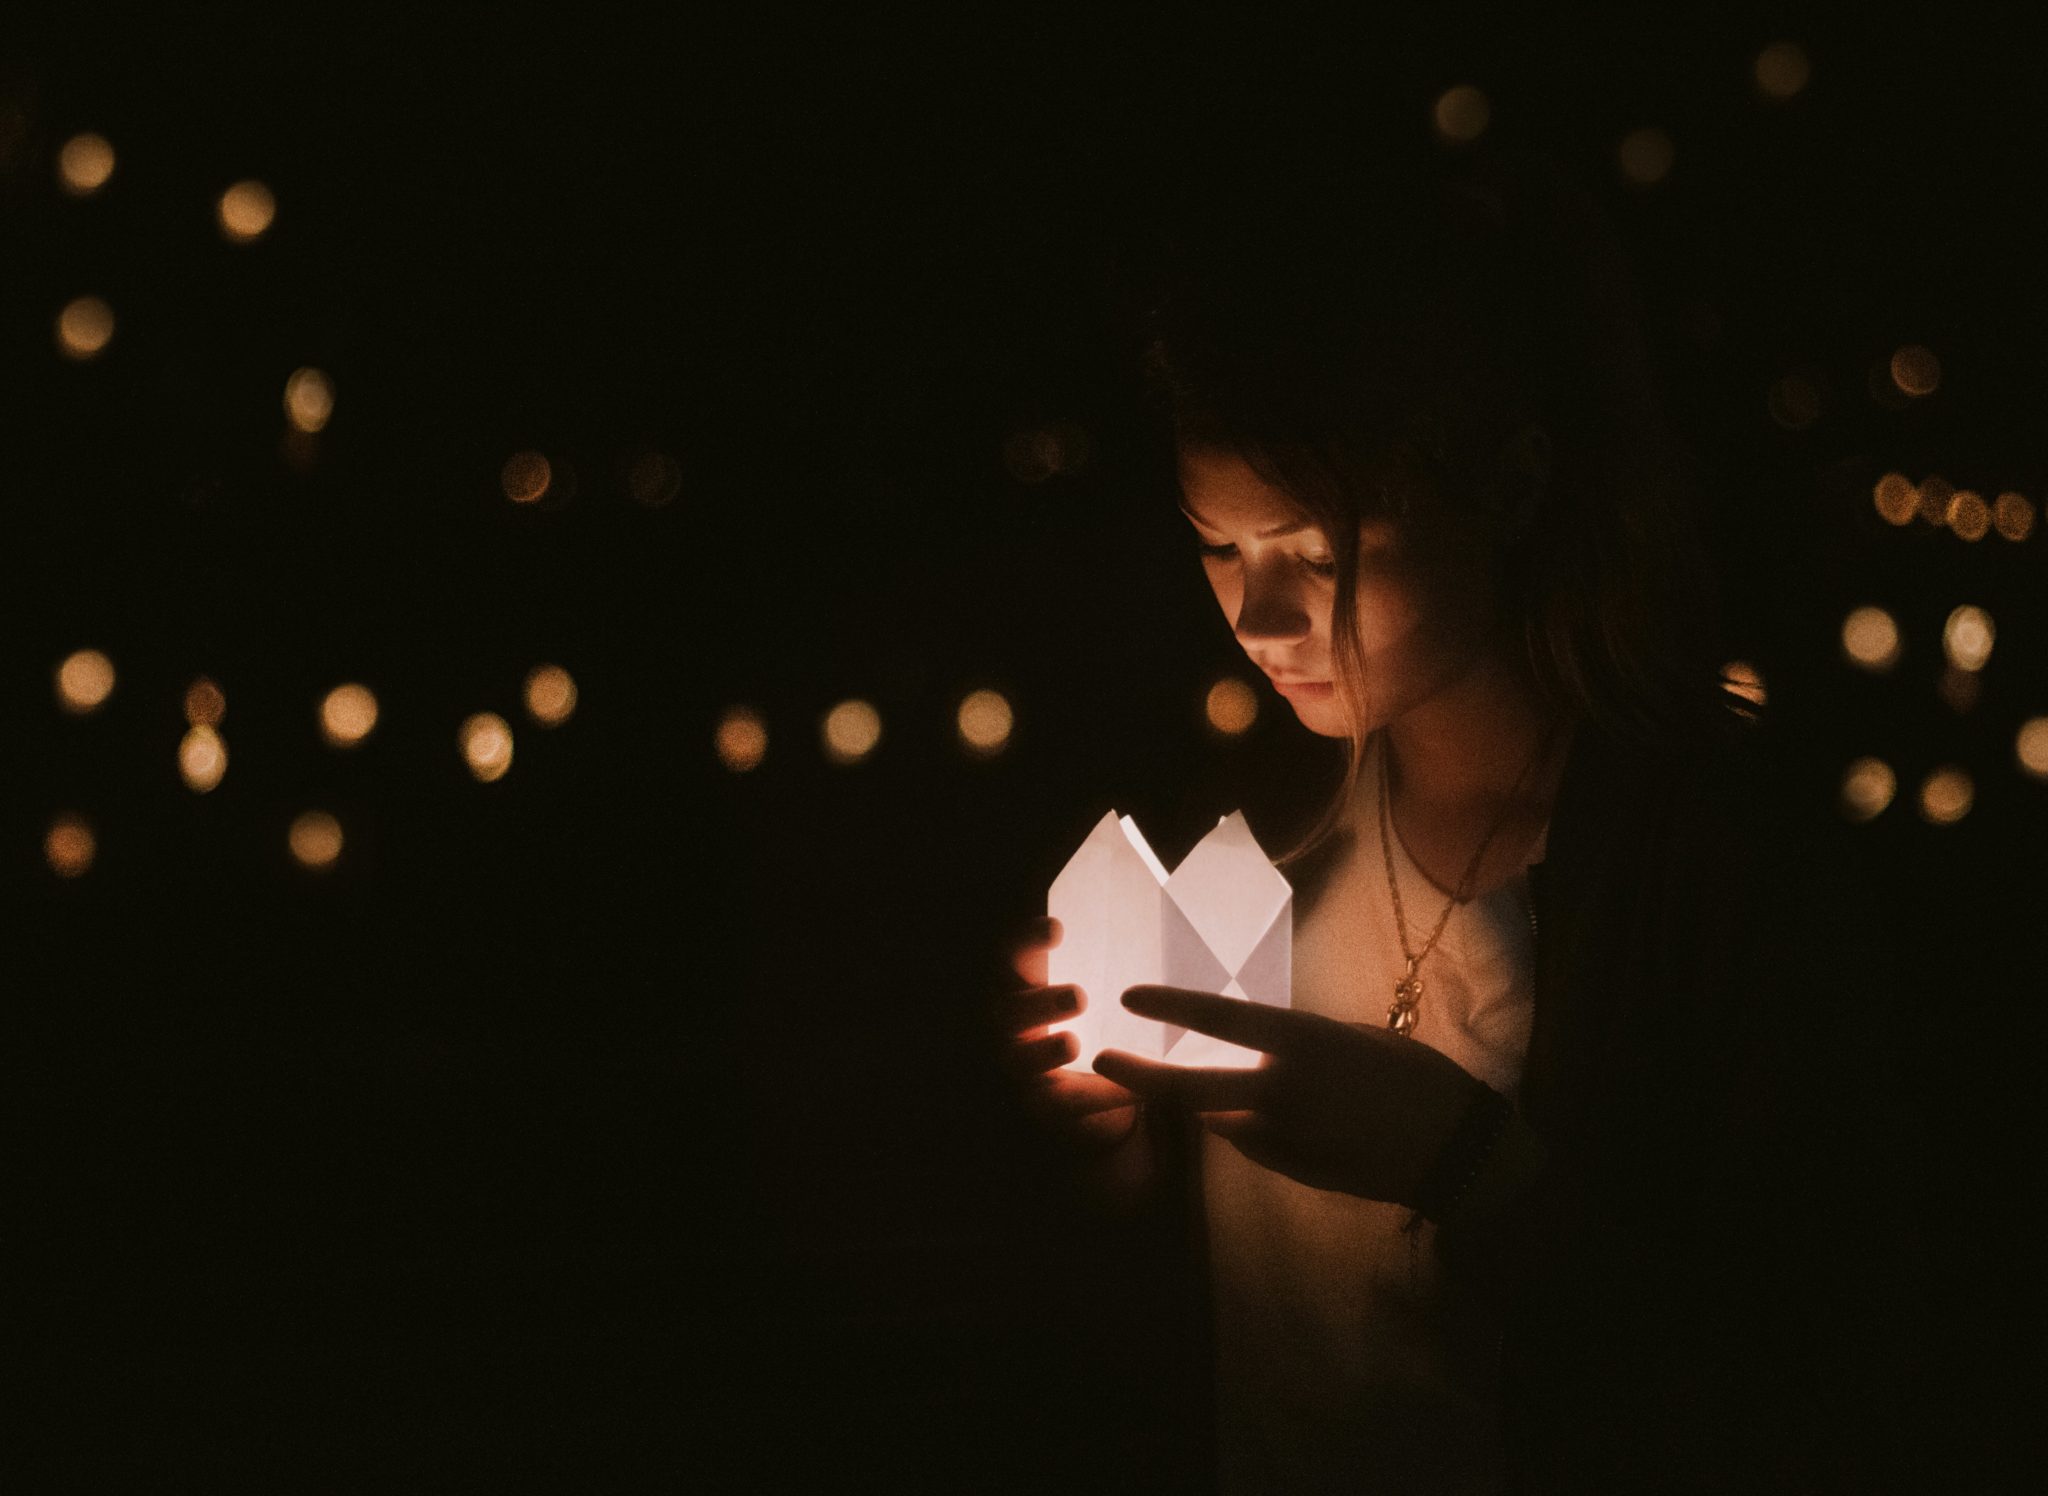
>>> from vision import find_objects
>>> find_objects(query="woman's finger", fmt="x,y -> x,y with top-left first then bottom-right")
1121,985 -> 1333,1055
1005,1029 -> 1077,1079
991,983 -> 1081,1037
1092,1049 -> 1269,1111
1007,916 -> 1062,987
1029,1068 -> 1136,1117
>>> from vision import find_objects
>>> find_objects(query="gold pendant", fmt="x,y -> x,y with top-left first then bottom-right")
1388,955 -> 1423,1036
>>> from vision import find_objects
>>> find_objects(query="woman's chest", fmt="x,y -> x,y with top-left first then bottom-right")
1290,840 -> 1540,1096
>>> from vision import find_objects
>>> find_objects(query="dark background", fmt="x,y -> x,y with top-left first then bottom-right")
7,12 -> 2040,1488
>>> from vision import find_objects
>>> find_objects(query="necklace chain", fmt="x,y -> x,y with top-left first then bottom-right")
1378,717 -> 1560,1036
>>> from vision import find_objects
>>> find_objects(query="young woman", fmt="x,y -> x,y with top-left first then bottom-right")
995,145 -> 1924,1492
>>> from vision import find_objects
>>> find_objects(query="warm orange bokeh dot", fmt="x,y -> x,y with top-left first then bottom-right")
1872,473 -> 1918,526
460,713 -> 515,782
58,132 -> 116,195
1754,42 -> 1811,100
1914,475 -> 1953,527
320,683 -> 380,747
1432,85 -> 1490,143
822,700 -> 882,764
284,368 -> 334,433
1721,660 -> 1766,709
179,725 -> 228,792
185,676 -> 227,726
957,689 -> 1014,756
56,296 -> 115,360
1839,758 -> 1896,823
524,665 -> 578,726
289,811 -> 343,868
502,451 -> 552,504
1890,345 -> 1941,398
1206,677 -> 1260,736
57,649 -> 116,713
1917,767 -> 1973,825
2016,718 -> 2048,780
1943,605 -> 1994,672
218,179 -> 277,241
1992,492 -> 2035,542
46,815 -> 97,877
1945,490 -> 1990,542
1617,128 -> 1674,186
1841,607 -> 1900,673
716,707 -> 768,772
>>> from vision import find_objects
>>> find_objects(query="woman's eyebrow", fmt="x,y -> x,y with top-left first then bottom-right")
1178,504 -> 1315,539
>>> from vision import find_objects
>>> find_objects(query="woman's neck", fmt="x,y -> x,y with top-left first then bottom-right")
1371,646 -> 1573,896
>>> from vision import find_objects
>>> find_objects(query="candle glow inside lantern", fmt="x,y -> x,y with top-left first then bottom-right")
1047,810 -> 1292,1072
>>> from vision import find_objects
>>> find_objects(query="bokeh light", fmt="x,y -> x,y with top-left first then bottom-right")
956,689 -> 1014,756
1914,474 -> 1954,526
1839,757 -> 1895,823
218,179 -> 277,241
1754,41 -> 1811,100
289,810 -> 343,868
1766,375 -> 1820,430
627,451 -> 681,508
46,815 -> 96,877
1992,492 -> 2035,542
179,725 -> 228,792
1617,128 -> 1674,186
1890,345 -> 1941,398
1432,85 -> 1490,143
185,676 -> 227,726
716,707 -> 768,772
56,649 -> 116,713
1943,605 -> 1994,672
1206,677 -> 1260,736
1841,607 -> 1900,672
1917,767 -> 1973,825
284,368 -> 334,433
822,700 -> 883,764
1945,489 -> 1990,541
502,450 -> 552,504
524,664 -> 578,726
2016,718 -> 2048,780
56,296 -> 115,360
460,713 -> 515,782
1872,472 -> 1918,526
57,132 -> 115,195
320,683 -> 379,747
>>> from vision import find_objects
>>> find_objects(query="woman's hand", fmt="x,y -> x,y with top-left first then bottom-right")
993,916 -> 1142,1149
1092,985 -> 1489,1207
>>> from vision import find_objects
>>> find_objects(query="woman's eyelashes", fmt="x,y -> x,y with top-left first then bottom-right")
1196,540 -> 1337,578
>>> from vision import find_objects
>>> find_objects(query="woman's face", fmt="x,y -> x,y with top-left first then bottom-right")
1177,445 -> 1509,741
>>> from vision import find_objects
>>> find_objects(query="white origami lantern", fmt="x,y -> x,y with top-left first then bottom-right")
1046,810 -> 1292,1071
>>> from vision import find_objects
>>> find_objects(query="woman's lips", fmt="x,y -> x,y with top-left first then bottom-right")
1270,678 -> 1334,698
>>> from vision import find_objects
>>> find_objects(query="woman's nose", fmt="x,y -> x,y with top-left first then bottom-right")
1233,566 -> 1313,646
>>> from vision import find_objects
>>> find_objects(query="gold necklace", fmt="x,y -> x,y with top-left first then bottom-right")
1377,717 -> 1560,1036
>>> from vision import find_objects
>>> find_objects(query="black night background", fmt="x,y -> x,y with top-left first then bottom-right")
7,12 -> 2040,1488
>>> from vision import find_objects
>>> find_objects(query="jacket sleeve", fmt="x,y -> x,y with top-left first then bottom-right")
1438,749 -> 1936,1491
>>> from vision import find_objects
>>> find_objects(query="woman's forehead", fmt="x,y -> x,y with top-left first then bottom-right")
1177,445 -> 1404,551
1176,447 -> 1312,529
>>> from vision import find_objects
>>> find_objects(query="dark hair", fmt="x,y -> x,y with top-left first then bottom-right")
1126,142 -> 1745,863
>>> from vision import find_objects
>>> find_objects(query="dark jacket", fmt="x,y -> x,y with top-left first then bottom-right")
1445,705 -> 1930,1490
1175,702 -> 1933,1492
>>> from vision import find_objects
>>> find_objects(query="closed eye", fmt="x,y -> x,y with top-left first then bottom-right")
1198,540 -> 1336,579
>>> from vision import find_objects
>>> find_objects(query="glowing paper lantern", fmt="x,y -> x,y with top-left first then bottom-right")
1047,810 -> 1291,1073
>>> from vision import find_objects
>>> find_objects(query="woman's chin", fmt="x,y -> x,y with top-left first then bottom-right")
1285,698 -> 1350,738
